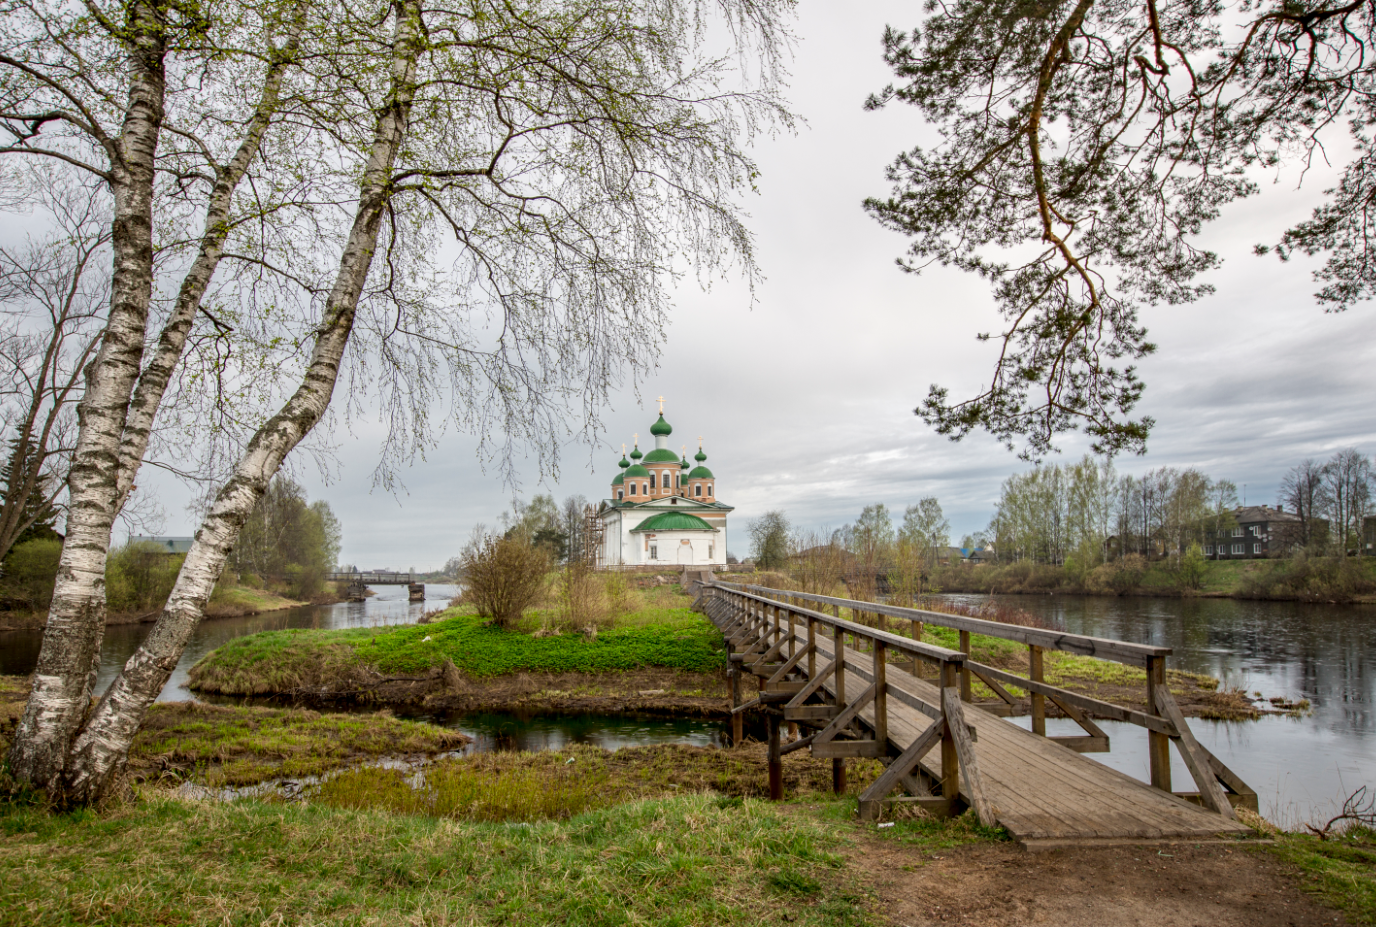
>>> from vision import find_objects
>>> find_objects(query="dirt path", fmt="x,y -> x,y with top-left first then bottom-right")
852,836 -> 1346,926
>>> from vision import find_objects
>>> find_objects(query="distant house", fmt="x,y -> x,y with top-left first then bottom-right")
128,535 -> 194,555
1203,506 -> 1303,560
940,546 -> 995,565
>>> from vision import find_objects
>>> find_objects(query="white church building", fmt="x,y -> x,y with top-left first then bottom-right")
598,403 -> 732,567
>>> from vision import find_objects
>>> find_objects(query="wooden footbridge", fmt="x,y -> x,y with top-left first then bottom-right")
691,579 -> 1256,849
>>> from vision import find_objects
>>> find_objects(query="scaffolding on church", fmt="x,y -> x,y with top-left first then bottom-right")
580,504 -> 605,571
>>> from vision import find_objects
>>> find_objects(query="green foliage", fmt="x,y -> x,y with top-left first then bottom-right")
1179,542 -> 1208,590
748,510 -> 790,570
461,534 -> 551,629
1238,553 -> 1376,603
0,538 -> 62,610
106,542 -> 186,613
231,477 -> 341,599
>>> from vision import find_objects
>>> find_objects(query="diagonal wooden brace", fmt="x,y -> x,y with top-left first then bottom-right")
1154,686 -> 1236,819
941,688 -> 996,827
811,680 -> 878,746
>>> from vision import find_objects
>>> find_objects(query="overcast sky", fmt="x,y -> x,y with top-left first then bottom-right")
133,2 -> 1376,570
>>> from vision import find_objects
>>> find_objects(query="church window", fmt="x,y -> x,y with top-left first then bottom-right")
707,484 -> 713,496
649,545 -> 658,560
629,483 -> 637,496
617,490 -> 624,500
642,482 -> 648,495
694,484 -> 702,497
650,473 -> 656,490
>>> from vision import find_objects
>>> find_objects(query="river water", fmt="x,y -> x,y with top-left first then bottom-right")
944,594 -> 1375,827
0,588 -> 1369,825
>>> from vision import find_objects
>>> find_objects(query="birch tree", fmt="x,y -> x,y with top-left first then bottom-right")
5,0 -> 793,805
0,174 -> 107,560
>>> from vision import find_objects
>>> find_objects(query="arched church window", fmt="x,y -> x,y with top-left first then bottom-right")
629,484 -> 637,496
642,483 -> 648,495
707,484 -> 713,496
650,473 -> 656,490
694,484 -> 701,497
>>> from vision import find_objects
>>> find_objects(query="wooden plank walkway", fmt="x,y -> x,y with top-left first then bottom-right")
702,592 -> 1252,849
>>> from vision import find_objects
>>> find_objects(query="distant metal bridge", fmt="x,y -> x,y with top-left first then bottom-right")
325,571 -> 417,586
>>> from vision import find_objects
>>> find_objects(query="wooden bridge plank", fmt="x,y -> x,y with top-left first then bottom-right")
782,618 -> 1249,843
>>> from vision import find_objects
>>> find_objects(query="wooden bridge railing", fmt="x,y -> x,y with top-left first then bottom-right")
698,581 -> 996,824
704,580 -> 1254,821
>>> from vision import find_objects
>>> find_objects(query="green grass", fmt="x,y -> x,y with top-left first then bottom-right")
1265,826 -> 1376,925
0,792 -> 879,927
189,603 -> 726,695
126,702 -> 467,786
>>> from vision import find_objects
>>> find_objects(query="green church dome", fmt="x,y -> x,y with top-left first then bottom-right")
680,455 -> 690,469
630,512 -> 714,532
624,463 -> 650,477
694,448 -> 707,463
629,445 -> 643,460
611,473 -> 624,486
618,455 -> 630,469
642,447 -> 680,463
688,466 -> 714,480
649,414 -> 672,437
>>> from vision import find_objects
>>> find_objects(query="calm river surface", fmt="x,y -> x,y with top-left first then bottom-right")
0,588 -> 1370,825
943,594 -> 1375,826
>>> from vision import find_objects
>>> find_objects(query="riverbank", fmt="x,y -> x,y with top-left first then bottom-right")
186,584 -> 1263,721
0,583 -> 344,631
929,557 -> 1376,603
188,591 -> 731,714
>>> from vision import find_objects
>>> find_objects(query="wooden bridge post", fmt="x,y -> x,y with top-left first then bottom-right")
872,639 -> 888,749
730,664 -> 743,746
833,622 -> 847,794
909,619 -> 923,676
1029,645 -> 1046,736
1145,654 -> 1172,793
940,660 -> 960,800
959,630 -> 972,701
767,712 -> 783,800
806,616 -> 817,681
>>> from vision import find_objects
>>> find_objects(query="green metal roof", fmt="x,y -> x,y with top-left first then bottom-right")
642,447 -> 680,463
631,512 -> 715,532
624,463 -> 650,477
649,414 -> 672,437
688,466 -> 714,480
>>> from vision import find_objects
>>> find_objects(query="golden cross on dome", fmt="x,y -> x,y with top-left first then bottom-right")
697,435 -> 703,447
657,396 -> 665,413
632,433 -> 638,445
621,443 -> 626,456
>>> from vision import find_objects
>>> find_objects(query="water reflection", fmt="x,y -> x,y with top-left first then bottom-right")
943,594 -> 1376,738
403,709 -> 733,754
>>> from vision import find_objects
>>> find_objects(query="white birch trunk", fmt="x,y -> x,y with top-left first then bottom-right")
5,3 -> 167,791
61,2 -> 423,805
111,9 -> 307,517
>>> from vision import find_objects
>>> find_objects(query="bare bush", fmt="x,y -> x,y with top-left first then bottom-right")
554,560 -> 611,632
789,529 -> 848,595
460,535 -> 550,629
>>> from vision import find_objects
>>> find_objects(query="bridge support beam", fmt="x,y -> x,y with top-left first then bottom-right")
730,666 -> 743,746
767,713 -> 783,801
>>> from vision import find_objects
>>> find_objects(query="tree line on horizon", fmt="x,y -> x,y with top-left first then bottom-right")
748,449 -> 1376,587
